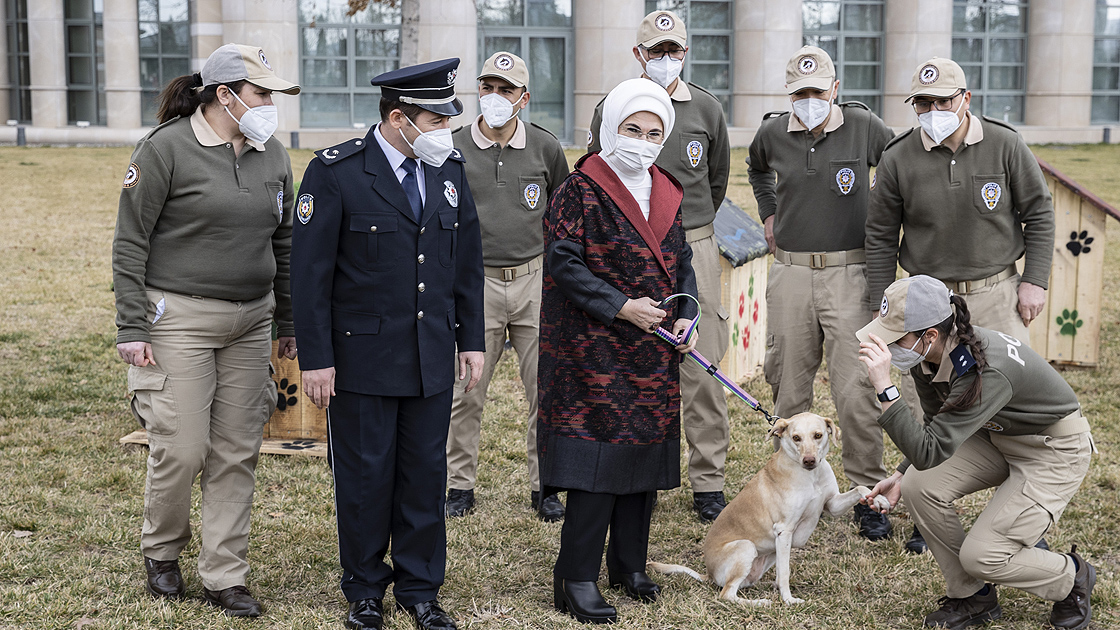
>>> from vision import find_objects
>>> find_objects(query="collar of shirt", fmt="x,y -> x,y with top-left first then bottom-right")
917,332 -> 961,383
920,111 -> 985,151
190,107 -> 265,152
470,114 -> 526,150
786,103 -> 845,134
374,122 -> 426,202
639,74 -> 693,102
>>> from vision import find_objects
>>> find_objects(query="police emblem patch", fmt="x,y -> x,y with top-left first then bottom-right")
686,140 -> 703,167
836,167 -> 855,195
276,190 -> 284,220
524,183 -> 541,209
444,181 -> 459,207
122,163 -> 140,188
496,54 -> 514,71
297,193 -> 314,224
981,421 -> 1005,432
447,69 -> 457,85
258,49 -> 272,70
587,130 -> 593,147
880,295 -> 889,317
798,56 -> 817,75
656,13 -> 674,30
919,64 -> 939,85
981,182 -> 1002,210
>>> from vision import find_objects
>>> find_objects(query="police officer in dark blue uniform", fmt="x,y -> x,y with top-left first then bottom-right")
291,58 -> 485,630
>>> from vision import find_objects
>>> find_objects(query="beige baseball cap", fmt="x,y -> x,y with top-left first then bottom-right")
907,57 -> 967,102
786,46 -> 835,94
637,10 -> 687,49
201,43 -> 300,94
857,276 -> 953,344
478,51 -> 529,88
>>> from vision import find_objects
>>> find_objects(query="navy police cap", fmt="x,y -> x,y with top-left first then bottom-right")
371,58 -> 464,117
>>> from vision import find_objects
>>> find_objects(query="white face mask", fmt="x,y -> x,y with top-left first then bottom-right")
225,90 -> 278,144
918,95 -> 965,145
400,115 -> 455,167
643,51 -> 683,89
611,135 -> 663,174
479,92 -> 524,129
791,93 -> 832,131
890,334 -> 932,371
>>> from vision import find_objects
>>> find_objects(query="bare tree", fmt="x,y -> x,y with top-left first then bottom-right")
347,0 -> 419,66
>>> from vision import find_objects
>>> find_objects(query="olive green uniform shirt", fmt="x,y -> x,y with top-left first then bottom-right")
748,102 -> 895,251
865,113 -> 1055,310
880,327 -> 1080,472
113,110 -> 295,344
588,80 -> 730,230
452,116 -> 569,267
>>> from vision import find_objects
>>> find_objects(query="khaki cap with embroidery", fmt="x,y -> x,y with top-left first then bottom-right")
478,51 -> 529,88
907,57 -> 968,102
785,46 -> 835,94
637,10 -> 687,49
201,43 -> 300,94
857,275 -> 953,344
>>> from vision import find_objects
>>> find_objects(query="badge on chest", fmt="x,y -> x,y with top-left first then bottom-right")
443,180 -> 458,207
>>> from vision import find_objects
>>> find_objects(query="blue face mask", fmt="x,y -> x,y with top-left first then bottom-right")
890,334 -> 931,370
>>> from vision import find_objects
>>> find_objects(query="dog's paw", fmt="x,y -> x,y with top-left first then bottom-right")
782,596 -> 805,605
855,485 -> 872,497
872,495 -> 891,513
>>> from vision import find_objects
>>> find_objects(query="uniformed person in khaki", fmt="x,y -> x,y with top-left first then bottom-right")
588,9 -> 732,522
857,276 -> 1095,630
748,46 -> 895,540
445,52 -> 570,521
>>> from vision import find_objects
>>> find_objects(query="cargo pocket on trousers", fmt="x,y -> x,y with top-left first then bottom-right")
763,333 -> 781,389
127,366 -> 178,436
994,483 -> 1063,547
263,362 -> 279,423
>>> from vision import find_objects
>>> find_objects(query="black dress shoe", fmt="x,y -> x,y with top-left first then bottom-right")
397,599 -> 457,630
446,489 -> 475,518
906,526 -> 928,554
693,491 -> 727,523
346,598 -> 384,630
1050,545 -> 1096,630
608,569 -> 660,602
202,585 -> 262,617
531,490 -> 565,522
853,503 -> 892,541
554,578 -> 617,624
144,556 -> 185,598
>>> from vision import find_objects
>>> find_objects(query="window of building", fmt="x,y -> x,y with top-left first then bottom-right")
65,0 -> 106,125
644,0 -> 733,119
1093,0 -> 1120,123
802,0 -> 884,115
298,0 -> 401,128
139,0 -> 190,126
478,0 -> 574,142
5,0 -> 29,123
952,0 -> 1028,123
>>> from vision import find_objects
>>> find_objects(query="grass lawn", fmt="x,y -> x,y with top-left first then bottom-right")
0,142 -> 1117,629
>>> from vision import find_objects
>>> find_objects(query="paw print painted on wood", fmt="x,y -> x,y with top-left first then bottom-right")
1065,231 -> 1094,256
276,378 -> 298,411
1056,309 -> 1083,337
280,439 -> 316,450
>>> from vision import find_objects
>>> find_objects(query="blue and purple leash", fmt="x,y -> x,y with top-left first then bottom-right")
653,293 -> 776,425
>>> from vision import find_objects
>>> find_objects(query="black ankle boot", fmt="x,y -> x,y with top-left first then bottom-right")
553,578 -> 617,624
607,569 -> 660,602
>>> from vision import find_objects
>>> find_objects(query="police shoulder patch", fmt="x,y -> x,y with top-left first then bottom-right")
949,343 -> 978,377
315,139 -> 365,165
297,193 -> 314,224
122,163 -> 140,188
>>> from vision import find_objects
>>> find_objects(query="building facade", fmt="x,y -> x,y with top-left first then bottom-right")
0,0 -> 1112,147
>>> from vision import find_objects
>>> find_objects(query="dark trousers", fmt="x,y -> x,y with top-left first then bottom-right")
554,490 -> 656,581
327,387 -> 453,606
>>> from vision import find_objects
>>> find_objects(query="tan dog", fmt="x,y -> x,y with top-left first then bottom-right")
649,412 -> 890,605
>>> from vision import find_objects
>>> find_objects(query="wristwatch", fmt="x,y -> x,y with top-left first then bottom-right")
877,385 -> 900,403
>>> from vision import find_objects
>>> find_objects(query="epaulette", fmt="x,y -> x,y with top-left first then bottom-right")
447,147 -> 465,163
949,343 -> 978,377
315,137 -> 367,165
839,100 -> 871,111
528,120 -> 559,140
980,115 -> 1020,133
686,81 -> 720,101
140,115 -> 184,141
882,127 -> 917,152
762,110 -> 789,121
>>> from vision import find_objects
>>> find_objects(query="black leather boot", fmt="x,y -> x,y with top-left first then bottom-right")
553,578 -> 617,624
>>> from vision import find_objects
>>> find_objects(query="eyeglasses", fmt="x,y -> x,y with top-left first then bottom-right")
912,90 -> 964,114
619,124 -> 664,143
641,45 -> 686,61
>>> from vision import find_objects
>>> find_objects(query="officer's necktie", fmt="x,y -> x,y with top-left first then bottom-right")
400,158 -> 423,222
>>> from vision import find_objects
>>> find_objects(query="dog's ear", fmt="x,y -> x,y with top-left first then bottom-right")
767,417 -> 790,440
823,416 -> 842,446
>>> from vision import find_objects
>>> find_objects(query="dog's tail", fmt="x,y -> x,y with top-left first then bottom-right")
647,561 -> 706,582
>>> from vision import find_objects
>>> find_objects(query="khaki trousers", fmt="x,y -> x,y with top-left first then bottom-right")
447,267 -> 542,491
902,428 -> 1092,600
679,233 -> 731,493
901,273 -> 1029,423
129,289 -> 276,591
764,261 -> 888,486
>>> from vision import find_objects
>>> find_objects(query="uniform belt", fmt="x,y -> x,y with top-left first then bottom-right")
1038,408 -> 1091,437
773,247 -> 866,269
685,224 -> 715,242
484,254 -> 543,282
941,265 -> 1017,295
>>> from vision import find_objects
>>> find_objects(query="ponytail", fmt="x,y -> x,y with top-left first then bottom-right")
934,294 -> 988,413
156,73 -> 248,125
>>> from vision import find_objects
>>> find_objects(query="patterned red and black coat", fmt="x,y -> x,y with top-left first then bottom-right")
537,153 -> 697,496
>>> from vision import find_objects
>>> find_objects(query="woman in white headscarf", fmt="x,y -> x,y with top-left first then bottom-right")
537,78 -> 698,624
